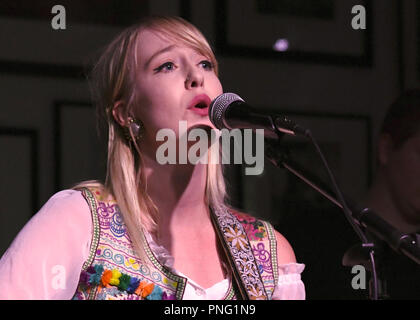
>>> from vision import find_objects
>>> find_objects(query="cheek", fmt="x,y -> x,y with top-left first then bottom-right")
209,77 -> 223,97
387,151 -> 420,200
134,82 -> 180,127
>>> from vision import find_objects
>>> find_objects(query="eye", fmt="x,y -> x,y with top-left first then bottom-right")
154,62 -> 176,73
198,60 -> 214,71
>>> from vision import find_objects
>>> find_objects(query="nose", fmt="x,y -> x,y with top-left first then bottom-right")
185,70 -> 204,89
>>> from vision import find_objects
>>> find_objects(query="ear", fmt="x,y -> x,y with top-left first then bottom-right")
111,100 -> 128,127
378,133 -> 394,166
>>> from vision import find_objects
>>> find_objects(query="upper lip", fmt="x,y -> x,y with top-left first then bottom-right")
188,94 -> 211,110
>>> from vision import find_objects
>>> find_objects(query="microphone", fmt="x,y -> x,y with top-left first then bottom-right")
209,93 -> 308,138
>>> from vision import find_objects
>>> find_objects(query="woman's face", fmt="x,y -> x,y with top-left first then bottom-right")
132,28 -> 223,146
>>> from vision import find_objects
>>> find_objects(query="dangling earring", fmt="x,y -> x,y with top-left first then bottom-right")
124,117 -> 144,142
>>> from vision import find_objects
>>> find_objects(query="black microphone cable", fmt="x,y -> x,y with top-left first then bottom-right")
304,129 -> 378,300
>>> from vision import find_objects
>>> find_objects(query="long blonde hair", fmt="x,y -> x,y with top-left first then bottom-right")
74,16 -> 230,261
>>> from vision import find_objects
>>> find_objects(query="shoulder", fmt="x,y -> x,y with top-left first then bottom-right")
229,208 -> 297,264
273,230 -> 297,264
41,189 -> 89,212
12,188 -> 93,262
20,189 -> 92,242
10,189 -> 93,251
34,189 -> 92,226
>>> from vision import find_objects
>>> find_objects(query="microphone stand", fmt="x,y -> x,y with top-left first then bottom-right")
264,137 -> 420,299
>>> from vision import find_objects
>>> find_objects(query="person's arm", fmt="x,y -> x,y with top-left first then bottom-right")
272,230 -> 306,300
0,190 -> 92,300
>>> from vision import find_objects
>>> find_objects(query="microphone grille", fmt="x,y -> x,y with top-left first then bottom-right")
209,92 -> 244,130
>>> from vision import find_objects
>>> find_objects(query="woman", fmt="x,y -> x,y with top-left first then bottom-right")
0,16 -> 305,300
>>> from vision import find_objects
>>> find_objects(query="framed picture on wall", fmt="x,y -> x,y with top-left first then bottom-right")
401,0 -> 420,89
0,0 -> 185,78
214,0 -> 373,66
236,111 -> 372,226
54,101 -> 107,191
0,127 -> 39,255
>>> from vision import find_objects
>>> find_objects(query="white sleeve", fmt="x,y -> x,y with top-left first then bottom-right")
272,263 -> 306,300
0,190 -> 92,300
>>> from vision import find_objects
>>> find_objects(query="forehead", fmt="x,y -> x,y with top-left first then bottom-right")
136,29 -> 202,62
137,29 -> 173,54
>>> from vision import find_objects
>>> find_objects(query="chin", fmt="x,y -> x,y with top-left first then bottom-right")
188,118 -> 216,130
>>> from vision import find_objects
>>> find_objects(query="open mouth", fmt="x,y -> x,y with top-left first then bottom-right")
188,94 -> 211,110
193,102 -> 208,109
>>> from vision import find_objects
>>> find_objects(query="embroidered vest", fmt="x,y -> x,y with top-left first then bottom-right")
72,186 -> 279,300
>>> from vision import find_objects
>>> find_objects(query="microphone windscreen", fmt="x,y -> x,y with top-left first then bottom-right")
209,92 -> 244,130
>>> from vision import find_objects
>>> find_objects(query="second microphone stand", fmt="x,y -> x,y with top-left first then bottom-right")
263,136 -> 420,300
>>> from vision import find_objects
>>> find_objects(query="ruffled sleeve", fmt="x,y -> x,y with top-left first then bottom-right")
0,190 -> 92,300
272,263 -> 306,300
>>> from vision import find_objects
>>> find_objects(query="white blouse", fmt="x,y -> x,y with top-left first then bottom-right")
0,190 -> 305,300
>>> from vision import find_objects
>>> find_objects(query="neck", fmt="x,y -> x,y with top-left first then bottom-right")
140,150 -> 211,239
366,175 -> 420,234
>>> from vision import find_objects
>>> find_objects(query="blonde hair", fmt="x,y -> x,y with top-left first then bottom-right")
74,16 -> 230,262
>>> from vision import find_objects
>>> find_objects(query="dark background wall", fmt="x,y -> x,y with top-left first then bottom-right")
0,0 -> 418,299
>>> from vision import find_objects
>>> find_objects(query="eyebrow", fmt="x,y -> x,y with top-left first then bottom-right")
144,45 -> 177,69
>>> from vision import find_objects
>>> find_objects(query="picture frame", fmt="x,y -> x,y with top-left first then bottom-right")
0,1 -> 150,26
0,127 -> 39,255
214,0 -> 373,66
0,0 -> 185,78
234,111 -> 372,226
400,0 -> 420,89
53,101 -> 107,191
0,127 -> 39,213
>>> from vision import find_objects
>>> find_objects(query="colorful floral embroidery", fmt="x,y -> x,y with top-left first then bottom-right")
78,264 -> 170,300
225,226 -> 248,250
211,207 -> 268,300
221,210 -> 278,299
232,212 -> 267,241
101,269 -> 113,287
74,186 -> 278,300
162,291 -> 177,300
97,202 -> 128,239
253,242 -> 273,274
